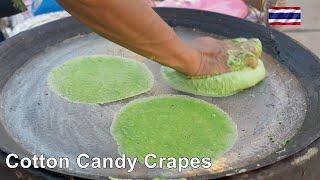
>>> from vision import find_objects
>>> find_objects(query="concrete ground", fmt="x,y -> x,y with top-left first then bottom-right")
281,0 -> 320,57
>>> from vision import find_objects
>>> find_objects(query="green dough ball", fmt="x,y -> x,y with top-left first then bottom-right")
161,59 -> 266,97
111,95 -> 237,164
48,55 -> 153,104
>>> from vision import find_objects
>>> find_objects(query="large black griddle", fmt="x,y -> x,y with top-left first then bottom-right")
0,8 -> 320,179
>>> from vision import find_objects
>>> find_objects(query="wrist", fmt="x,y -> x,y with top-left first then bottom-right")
155,38 -> 201,76
174,48 -> 201,76
132,28 -> 201,76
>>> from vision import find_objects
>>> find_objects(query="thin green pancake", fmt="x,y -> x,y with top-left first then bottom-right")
111,95 -> 237,164
161,59 -> 266,97
48,55 -> 153,104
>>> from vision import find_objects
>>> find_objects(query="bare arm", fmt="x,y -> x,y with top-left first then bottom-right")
57,0 -> 200,75
57,0 -> 258,76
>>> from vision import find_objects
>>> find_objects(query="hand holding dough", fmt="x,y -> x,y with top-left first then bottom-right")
162,38 -> 266,97
189,37 -> 262,76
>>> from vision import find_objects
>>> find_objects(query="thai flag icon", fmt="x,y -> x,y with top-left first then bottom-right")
268,7 -> 301,25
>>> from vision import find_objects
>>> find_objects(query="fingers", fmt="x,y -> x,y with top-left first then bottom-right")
227,38 -> 261,69
187,37 -> 262,77
194,51 -> 231,77
242,38 -> 263,58
242,39 -> 261,68
245,56 -> 259,68
226,38 -> 262,59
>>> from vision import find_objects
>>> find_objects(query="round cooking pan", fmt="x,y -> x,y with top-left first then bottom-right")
0,8 -> 320,179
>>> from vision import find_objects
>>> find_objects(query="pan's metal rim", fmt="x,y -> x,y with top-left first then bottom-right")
154,7 -> 320,179
0,8 -> 319,179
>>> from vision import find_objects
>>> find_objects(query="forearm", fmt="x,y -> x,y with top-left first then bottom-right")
57,0 -> 199,74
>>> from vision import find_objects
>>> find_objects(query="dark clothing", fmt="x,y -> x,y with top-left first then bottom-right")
0,0 -> 25,18
0,31 -> 4,42
1,0 -> 26,42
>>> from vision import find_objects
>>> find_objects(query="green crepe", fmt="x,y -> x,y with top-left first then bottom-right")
111,95 -> 237,164
162,59 -> 266,97
48,55 -> 153,104
161,38 -> 266,97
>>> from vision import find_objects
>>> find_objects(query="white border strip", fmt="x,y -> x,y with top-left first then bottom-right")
268,19 -> 301,23
268,9 -> 301,13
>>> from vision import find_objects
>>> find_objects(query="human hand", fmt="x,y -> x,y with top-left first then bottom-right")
184,37 -> 261,77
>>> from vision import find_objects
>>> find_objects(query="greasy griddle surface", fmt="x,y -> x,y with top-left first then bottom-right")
0,27 -> 306,178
